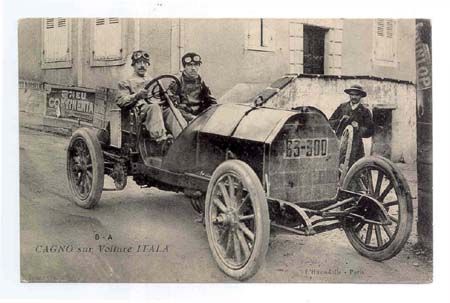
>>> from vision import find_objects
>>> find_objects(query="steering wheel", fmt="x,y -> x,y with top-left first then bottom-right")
142,74 -> 188,131
143,74 -> 181,104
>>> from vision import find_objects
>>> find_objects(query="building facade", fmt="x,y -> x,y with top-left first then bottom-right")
18,18 -> 417,162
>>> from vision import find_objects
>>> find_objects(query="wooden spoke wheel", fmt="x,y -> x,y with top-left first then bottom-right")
67,128 -> 104,209
342,156 -> 413,261
205,160 -> 270,281
190,195 -> 205,214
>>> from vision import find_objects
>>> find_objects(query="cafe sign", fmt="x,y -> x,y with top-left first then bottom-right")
45,85 -> 96,123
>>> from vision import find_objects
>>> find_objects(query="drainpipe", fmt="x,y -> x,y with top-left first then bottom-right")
76,18 -> 83,86
415,19 -> 432,250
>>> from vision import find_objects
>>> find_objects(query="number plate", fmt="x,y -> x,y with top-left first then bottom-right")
284,138 -> 328,159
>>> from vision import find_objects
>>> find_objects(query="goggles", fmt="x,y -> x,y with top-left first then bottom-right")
132,51 -> 150,62
183,55 -> 202,64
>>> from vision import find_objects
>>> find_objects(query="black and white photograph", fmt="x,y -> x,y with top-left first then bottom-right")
16,17 -> 433,283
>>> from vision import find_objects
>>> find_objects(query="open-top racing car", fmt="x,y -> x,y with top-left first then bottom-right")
66,75 -> 413,280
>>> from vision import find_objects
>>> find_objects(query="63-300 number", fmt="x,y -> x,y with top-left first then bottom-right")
285,138 -> 328,159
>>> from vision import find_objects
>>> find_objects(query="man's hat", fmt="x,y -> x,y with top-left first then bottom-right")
182,52 -> 202,67
344,84 -> 367,97
131,50 -> 150,65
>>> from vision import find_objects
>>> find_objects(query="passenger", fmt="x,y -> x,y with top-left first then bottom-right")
329,84 -> 375,167
170,52 -> 217,122
116,50 -> 185,145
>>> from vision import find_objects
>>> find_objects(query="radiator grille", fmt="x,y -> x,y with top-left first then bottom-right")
268,119 -> 339,202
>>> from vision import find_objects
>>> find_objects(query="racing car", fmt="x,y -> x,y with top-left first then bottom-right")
66,75 -> 413,280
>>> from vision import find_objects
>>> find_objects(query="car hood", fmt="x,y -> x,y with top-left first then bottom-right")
200,104 -> 298,143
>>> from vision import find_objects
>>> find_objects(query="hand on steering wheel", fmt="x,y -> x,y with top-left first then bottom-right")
135,88 -> 149,100
143,74 -> 182,105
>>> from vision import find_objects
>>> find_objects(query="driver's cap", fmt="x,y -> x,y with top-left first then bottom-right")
182,52 -> 202,67
131,50 -> 151,66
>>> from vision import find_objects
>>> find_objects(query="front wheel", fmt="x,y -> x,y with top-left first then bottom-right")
205,160 -> 270,281
342,156 -> 413,261
67,128 -> 104,209
338,125 -> 353,184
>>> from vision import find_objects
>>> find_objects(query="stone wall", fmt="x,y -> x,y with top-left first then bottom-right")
19,76 -> 418,164
19,80 -> 45,115
265,75 -> 417,163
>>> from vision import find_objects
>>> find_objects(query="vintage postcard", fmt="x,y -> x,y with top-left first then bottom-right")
18,18 -> 432,283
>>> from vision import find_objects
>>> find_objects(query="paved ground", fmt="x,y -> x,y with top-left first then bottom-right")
19,113 -> 432,283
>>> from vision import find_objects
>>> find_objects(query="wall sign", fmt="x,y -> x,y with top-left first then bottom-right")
45,85 -> 96,123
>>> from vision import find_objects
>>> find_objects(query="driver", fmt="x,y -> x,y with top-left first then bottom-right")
116,50 -> 185,144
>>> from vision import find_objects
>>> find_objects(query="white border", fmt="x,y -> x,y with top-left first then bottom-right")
2,0 -> 449,302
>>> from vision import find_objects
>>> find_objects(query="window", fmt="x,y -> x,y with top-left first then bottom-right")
289,22 -> 303,74
246,19 -> 274,51
303,25 -> 327,75
373,19 -> 397,66
42,18 -> 71,69
90,18 -> 126,66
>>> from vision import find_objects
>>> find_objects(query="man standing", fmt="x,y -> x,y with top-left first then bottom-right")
171,52 -> 217,122
329,84 -> 375,167
116,50 -> 184,144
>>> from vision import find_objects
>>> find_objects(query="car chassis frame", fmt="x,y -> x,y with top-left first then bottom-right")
66,75 -> 413,280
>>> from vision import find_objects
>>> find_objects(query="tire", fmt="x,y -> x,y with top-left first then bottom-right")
342,156 -> 413,261
67,128 -> 104,209
338,125 -> 353,183
205,160 -> 270,281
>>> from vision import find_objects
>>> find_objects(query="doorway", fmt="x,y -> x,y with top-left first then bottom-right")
303,25 -> 327,75
371,108 -> 393,159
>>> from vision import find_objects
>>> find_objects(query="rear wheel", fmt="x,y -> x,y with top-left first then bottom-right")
205,160 -> 270,280
342,156 -> 413,261
190,195 -> 205,214
67,128 -> 104,209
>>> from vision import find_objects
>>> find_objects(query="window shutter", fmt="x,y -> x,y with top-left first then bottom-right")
262,20 -> 274,48
289,22 -> 302,74
246,19 -> 275,50
46,18 -> 55,29
374,19 -> 396,63
247,19 -> 260,48
109,17 -> 119,24
376,19 -> 384,37
43,18 -> 69,63
44,18 -> 55,61
386,19 -> 394,39
93,18 -> 122,60
96,18 -> 105,26
55,18 -> 69,61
